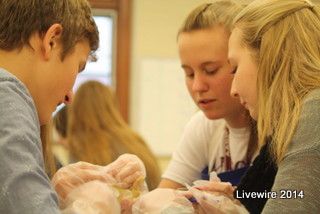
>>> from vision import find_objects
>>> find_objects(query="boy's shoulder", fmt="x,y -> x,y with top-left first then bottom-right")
0,68 -> 38,124
0,68 -> 32,102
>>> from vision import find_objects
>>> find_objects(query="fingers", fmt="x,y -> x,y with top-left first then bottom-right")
114,162 -> 141,180
108,161 -> 140,178
200,182 -> 235,199
201,182 -> 233,192
52,162 -> 114,201
52,155 -> 147,209
121,171 -> 144,186
105,154 -> 146,186
177,190 -> 194,199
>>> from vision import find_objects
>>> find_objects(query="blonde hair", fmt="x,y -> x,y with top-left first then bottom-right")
68,81 -> 161,190
179,0 -> 244,35
53,105 -> 68,138
234,0 -> 320,164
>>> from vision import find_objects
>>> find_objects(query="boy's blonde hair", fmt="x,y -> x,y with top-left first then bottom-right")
0,0 -> 99,59
234,0 -> 320,164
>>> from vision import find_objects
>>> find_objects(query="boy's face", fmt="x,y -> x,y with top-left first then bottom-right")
37,39 -> 91,124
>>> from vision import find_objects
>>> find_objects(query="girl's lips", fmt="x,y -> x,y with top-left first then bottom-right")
198,99 -> 216,108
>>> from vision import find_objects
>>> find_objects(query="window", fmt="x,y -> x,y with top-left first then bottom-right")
88,0 -> 132,122
73,9 -> 117,91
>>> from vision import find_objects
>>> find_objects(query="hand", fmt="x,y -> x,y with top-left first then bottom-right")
105,154 -> 146,188
199,181 -> 239,204
52,161 -> 115,207
62,180 -> 120,214
132,188 -> 194,213
186,182 -> 248,214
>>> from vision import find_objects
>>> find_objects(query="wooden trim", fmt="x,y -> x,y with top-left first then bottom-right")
88,0 -> 131,122
89,0 -> 117,9
115,0 -> 131,123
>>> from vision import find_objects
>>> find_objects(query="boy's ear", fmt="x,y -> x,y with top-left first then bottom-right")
42,24 -> 63,60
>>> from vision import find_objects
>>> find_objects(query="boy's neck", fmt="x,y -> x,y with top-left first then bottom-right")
0,48 -> 35,84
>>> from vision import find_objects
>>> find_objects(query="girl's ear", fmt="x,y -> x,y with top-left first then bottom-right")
42,24 -> 63,60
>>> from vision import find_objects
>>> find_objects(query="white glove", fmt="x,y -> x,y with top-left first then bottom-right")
52,161 -> 115,208
187,182 -> 249,214
104,154 -> 147,189
62,180 -> 121,214
132,188 -> 195,214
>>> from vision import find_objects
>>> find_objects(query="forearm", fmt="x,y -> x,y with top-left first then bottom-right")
158,178 -> 185,189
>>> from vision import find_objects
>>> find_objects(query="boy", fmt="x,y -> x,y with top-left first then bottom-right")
0,0 -> 99,213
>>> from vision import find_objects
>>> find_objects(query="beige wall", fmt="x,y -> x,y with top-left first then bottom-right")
131,0 -> 252,57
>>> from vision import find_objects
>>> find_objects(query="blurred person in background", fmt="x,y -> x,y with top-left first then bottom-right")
54,80 -> 161,190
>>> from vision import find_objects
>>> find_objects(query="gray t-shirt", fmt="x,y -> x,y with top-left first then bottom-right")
0,68 -> 60,213
263,89 -> 320,213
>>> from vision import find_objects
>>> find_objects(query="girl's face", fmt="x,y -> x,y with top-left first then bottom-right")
228,27 -> 259,120
178,27 -> 246,127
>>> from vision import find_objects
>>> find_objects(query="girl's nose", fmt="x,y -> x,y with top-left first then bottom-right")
192,74 -> 209,92
230,79 -> 239,98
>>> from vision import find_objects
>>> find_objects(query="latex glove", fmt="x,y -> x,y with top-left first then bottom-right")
187,184 -> 248,214
52,161 -> 115,208
62,180 -> 121,214
198,181 -> 239,205
105,154 -> 146,189
132,188 -> 194,214
193,172 -> 238,205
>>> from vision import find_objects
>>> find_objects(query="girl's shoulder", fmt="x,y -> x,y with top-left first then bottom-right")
286,88 -> 320,157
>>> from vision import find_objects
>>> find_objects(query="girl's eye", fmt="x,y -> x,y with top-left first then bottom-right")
183,69 -> 194,78
231,67 -> 237,74
206,70 -> 217,75
203,68 -> 218,75
186,73 -> 194,78
182,67 -> 194,78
